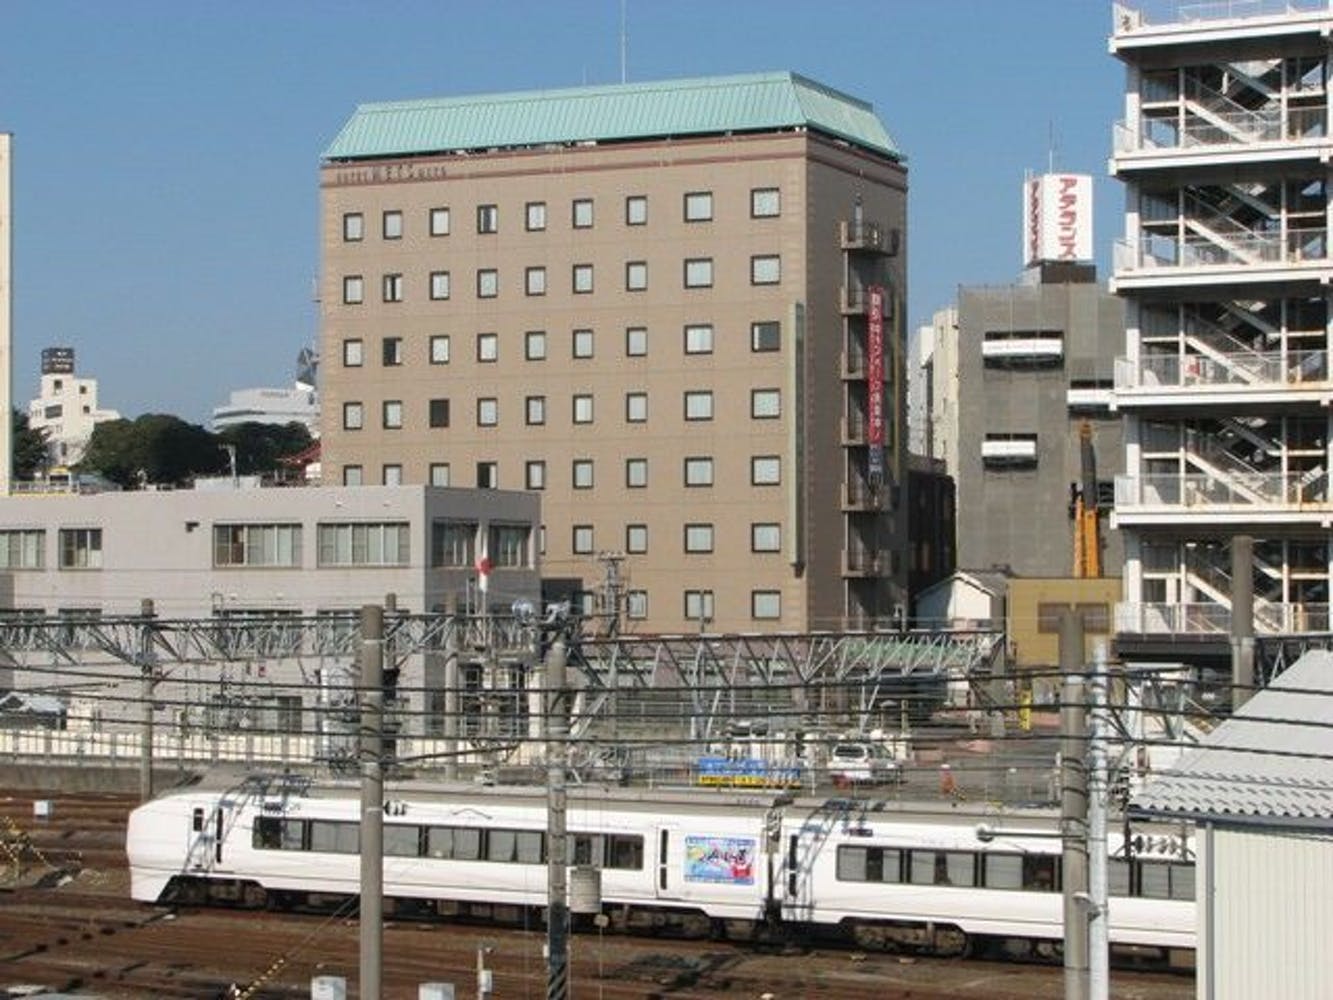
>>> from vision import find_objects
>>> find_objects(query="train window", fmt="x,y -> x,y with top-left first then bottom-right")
253,816 -> 282,850
281,819 -> 306,851
1140,861 -> 1194,900
983,854 -> 1022,890
1022,855 -> 1059,892
571,834 -> 601,866
516,831 -> 544,864
836,846 -> 902,883
910,850 -> 974,887
310,820 -> 359,855
193,808 -> 205,833
1109,859 -> 1131,897
455,827 -> 482,861
488,829 -> 518,862
427,826 -> 455,859
838,846 -> 868,881
384,824 -> 421,858
605,835 -> 644,871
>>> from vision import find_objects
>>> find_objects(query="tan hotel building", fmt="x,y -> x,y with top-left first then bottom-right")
319,73 -> 908,633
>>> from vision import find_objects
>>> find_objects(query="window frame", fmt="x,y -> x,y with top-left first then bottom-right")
683,191 -> 713,222
625,392 -> 648,423
525,460 -> 546,490
625,326 -> 648,357
476,268 -> 499,299
572,394 -> 594,424
751,388 -> 781,419
476,332 -> 499,363
525,395 -> 546,426
751,523 -> 781,552
525,330 -> 547,361
750,254 -> 781,286
684,523 -> 715,554
751,455 -> 782,485
525,201 -> 547,232
342,401 -> 364,431
625,458 -> 648,489
625,195 -> 648,226
572,263 -> 594,294
572,329 -> 594,359
342,275 -> 364,305
572,524 -> 595,555
477,204 -> 498,234
752,320 -> 781,352
572,459 -> 595,490
343,338 -> 364,367
382,210 -> 403,240
572,198 -> 594,229
525,266 -> 547,296
684,390 -> 714,421
342,212 -> 364,242
751,590 -> 781,620
476,398 -> 499,427
429,206 -> 451,236
684,324 -> 714,355
430,335 -> 451,365
429,398 -> 450,429
625,260 -> 648,292
429,270 -> 451,300
382,399 -> 403,430
683,257 -> 714,288
625,524 -> 648,554
684,456 -> 714,487
750,187 -> 781,218
382,336 -> 403,367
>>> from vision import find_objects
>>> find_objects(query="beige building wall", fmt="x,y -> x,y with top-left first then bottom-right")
1007,576 -> 1120,671
320,131 -> 906,632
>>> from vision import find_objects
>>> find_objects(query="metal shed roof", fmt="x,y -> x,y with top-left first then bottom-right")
1133,650 -> 1333,825
323,72 -> 901,162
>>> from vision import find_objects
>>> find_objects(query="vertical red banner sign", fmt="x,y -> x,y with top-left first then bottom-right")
867,285 -> 885,483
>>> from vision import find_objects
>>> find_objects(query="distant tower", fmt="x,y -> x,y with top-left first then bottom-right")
0,134 -> 12,495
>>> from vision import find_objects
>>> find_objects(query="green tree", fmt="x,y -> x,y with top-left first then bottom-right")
215,421 -> 314,476
79,414 -> 226,488
11,409 -> 49,480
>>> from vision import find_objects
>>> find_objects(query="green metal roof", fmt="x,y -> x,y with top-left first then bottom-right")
323,72 -> 901,162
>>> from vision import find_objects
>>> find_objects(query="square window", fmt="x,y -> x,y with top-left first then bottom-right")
684,191 -> 713,222
430,207 -> 450,236
382,273 -> 403,302
752,321 -> 781,352
477,333 -> 498,362
626,326 -> 648,357
684,324 -> 713,355
684,258 -> 713,288
525,460 -> 546,490
751,590 -> 781,619
685,589 -> 715,623
626,260 -> 648,291
626,195 -> 648,226
572,198 -> 594,228
625,392 -> 648,423
343,465 -> 363,486
430,271 -> 451,300
526,201 -> 547,231
751,187 -> 781,218
573,459 -> 594,489
477,204 -> 498,233
526,266 -> 547,296
572,394 -> 594,424
343,339 -> 363,367
751,455 -> 781,485
751,523 -> 781,552
382,210 -> 403,240
684,523 -> 714,553
684,391 -> 714,421
477,398 -> 498,426
382,463 -> 402,485
477,269 -> 498,298
626,590 -> 648,620
343,402 -> 363,430
429,463 -> 450,486
526,395 -> 546,425
684,456 -> 713,487
477,461 -> 498,488
751,255 -> 781,285
429,398 -> 450,428
572,525 -> 594,554
572,329 -> 594,358
572,263 -> 594,293
625,458 -> 648,488
343,212 -> 364,241
382,337 -> 403,366
343,275 -> 364,304
382,400 -> 403,429
430,335 -> 451,364
626,524 -> 648,554
751,388 -> 781,419
525,330 -> 547,360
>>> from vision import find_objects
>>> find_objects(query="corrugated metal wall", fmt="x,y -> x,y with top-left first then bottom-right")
1209,825 -> 1333,1000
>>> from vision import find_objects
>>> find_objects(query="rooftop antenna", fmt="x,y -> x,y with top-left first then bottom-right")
1047,120 -> 1058,173
620,0 -> 628,83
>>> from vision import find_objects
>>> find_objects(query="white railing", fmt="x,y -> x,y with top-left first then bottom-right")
1116,470 -> 1330,507
1116,228 -> 1328,270
1116,0 -> 1331,31
1115,349 -> 1328,388
1116,600 -> 1330,634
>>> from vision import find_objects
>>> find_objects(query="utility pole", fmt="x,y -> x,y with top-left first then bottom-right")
138,598 -> 156,802
1058,608 -> 1089,1000
1087,640 -> 1110,1000
444,594 -> 460,781
545,635 -> 570,1000
358,604 -> 384,1000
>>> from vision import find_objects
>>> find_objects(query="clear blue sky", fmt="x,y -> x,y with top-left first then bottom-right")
1,0 -> 1122,423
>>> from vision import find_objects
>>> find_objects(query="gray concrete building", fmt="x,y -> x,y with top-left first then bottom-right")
954,269 -> 1125,578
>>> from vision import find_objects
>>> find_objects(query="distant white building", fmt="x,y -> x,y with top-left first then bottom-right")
211,385 -> 319,434
26,347 -> 121,468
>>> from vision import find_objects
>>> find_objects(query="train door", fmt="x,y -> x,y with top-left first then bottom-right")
654,828 -> 673,900
185,800 -> 239,874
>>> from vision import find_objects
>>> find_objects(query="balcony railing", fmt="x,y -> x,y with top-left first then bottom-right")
1115,228 -> 1328,271
1115,348 -> 1329,389
1115,0 -> 1331,32
841,415 -> 868,444
1116,470 -> 1330,508
839,220 -> 897,254
1117,600 -> 1330,634
842,546 -> 881,575
1115,106 -> 1326,153
842,479 -> 880,509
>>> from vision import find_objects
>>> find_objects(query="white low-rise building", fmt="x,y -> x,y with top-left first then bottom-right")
26,347 -> 120,468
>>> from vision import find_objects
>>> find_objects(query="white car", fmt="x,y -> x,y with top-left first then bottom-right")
828,742 -> 901,786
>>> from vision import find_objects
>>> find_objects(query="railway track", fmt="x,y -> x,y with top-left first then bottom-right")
0,789 -> 1194,999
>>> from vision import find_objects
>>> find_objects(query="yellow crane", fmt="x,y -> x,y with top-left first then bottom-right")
1072,420 -> 1102,578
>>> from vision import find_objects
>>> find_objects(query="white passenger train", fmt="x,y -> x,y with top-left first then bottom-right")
126,774 -> 1195,957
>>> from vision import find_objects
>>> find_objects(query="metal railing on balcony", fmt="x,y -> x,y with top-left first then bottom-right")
1116,0 -> 1331,32
839,219 -> 894,253
841,285 -> 869,315
842,479 -> 880,509
1115,227 -> 1328,270
841,415 -> 869,444
1115,348 -> 1329,388
842,546 -> 881,574
1116,470 -> 1330,508
843,345 -> 868,378
1116,600 -> 1330,634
